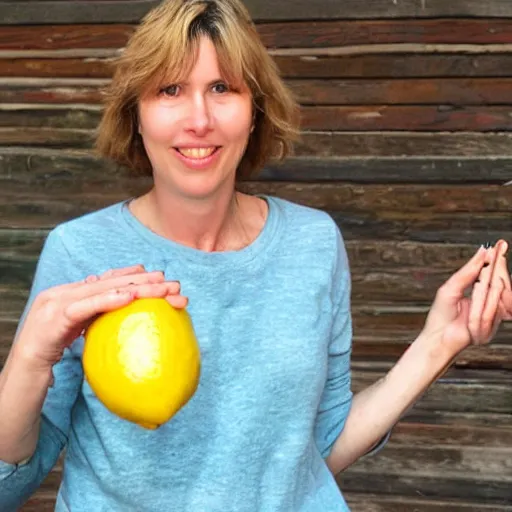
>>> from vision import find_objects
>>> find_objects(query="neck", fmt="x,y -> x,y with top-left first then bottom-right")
133,186 -> 247,252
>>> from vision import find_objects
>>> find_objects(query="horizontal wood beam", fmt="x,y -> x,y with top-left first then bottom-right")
3,19 -> 512,51
4,53 -> 512,80
3,1 -> 512,25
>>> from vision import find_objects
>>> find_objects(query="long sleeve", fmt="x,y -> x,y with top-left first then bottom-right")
0,228 -> 84,511
314,224 -> 353,458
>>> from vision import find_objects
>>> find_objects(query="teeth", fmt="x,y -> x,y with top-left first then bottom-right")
178,147 -> 216,159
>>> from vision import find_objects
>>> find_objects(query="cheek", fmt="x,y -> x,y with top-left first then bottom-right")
214,101 -> 252,139
139,103 -> 177,143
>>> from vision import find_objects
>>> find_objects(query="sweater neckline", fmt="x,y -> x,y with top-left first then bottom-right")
119,194 -> 282,270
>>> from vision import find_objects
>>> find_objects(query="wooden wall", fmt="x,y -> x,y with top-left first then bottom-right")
1,0 -> 511,510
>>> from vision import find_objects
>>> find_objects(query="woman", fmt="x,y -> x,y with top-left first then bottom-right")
0,0 -> 510,510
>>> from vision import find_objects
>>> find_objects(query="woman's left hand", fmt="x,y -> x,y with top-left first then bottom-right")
420,240 -> 511,358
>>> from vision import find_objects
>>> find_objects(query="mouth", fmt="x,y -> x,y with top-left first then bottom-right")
175,147 -> 220,160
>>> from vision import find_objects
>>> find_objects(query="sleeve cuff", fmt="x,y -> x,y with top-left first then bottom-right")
0,456 -> 32,480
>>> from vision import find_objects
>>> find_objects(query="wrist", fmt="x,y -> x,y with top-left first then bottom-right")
407,333 -> 459,378
10,343 -> 54,383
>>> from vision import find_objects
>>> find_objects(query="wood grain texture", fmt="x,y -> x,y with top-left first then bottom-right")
4,19 -> 512,51
3,0 -> 512,24
4,54 -> 512,80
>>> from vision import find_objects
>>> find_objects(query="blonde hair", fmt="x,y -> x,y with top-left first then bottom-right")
96,0 -> 300,179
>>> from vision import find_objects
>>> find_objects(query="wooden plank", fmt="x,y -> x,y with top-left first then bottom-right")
0,58 -> 114,79
389,421 -> 512,448
3,0 -> 512,25
4,20 -> 512,51
353,368 -> 512,414
345,493 -> 512,512
258,19 -> 512,49
4,54 -> 512,80
6,78 -> 512,106
0,106 -> 101,129
347,445 -> 512,481
0,25 -> 134,51
339,472 -> 512,504
274,54 -> 512,79
265,157 -> 512,184
293,132 -> 512,158
0,84 -> 103,104
0,127 -> 94,148
300,105 -> 512,132
289,78 -> 512,106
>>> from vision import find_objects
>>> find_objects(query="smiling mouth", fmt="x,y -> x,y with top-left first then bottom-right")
176,147 -> 219,159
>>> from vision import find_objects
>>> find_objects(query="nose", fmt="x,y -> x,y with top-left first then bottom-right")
185,93 -> 212,136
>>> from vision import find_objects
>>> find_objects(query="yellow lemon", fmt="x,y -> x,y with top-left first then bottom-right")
83,298 -> 201,430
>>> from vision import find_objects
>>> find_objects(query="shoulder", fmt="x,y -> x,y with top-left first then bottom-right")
267,195 -> 343,247
50,201 -> 127,249
41,201 -> 131,274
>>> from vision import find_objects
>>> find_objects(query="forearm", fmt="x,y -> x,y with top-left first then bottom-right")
326,334 -> 458,474
0,346 -> 52,464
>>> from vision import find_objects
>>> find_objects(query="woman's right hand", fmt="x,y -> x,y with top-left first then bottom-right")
13,265 -> 186,374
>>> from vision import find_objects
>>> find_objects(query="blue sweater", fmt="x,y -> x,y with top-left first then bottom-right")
0,196 -> 356,511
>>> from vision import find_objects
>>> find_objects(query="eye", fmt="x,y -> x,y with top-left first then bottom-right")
211,82 -> 229,94
159,84 -> 180,97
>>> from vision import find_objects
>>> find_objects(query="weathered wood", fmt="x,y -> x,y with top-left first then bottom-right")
0,58 -> 114,78
0,25 -> 134,51
3,0 -> 512,25
5,54 -> 512,80
274,53 -> 512,79
300,105 -> 512,131
347,445 -> 512,481
339,472 -> 512,503
258,19 -> 512,49
292,132 -> 512,158
353,369 -> 512,414
345,493 -> 512,512
0,127 -> 94,148
0,83 -> 103,104
4,20 -> 512,51
389,421 -> 512,448
289,78 -> 512,106
0,106 -> 101,129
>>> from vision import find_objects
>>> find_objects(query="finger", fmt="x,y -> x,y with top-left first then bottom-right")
478,275 -> 505,344
64,288 -> 135,325
165,294 -> 189,309
499,288 -> 512,319
436,246 -> 488,305
468,246 -> 499,341
99,264 -> 147,280
490,240 -> 511,291
129,281 -> 182,299
68,271 -> 169,300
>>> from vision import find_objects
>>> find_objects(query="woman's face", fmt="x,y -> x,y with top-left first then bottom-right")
138,36 -> 253,200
